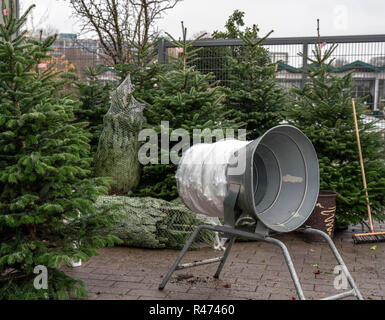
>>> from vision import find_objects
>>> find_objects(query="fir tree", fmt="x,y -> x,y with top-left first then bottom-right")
114,42 -> 168,106
0,4 -> 120,299
136,23 -> 239,200
224,29 -> 286,140
74,66 -> 112,155
286,21 -> 385,227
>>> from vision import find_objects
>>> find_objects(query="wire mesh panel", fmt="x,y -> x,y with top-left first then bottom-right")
266,44 -> 303,90
158,35 -> 385,114
307,41 -> 385,111
49,38 -> 115,80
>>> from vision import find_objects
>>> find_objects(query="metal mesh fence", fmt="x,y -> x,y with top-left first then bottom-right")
158,35 -> 385,115
49,35 -> 385,125
48,37 -> 115,81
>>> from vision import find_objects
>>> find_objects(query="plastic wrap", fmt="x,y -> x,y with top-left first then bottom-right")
176,139 -> 249,217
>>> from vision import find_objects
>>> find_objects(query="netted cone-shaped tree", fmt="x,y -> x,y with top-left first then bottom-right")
94,75 -> 145,195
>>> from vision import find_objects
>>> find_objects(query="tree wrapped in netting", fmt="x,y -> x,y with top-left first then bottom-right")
94,75 -> 145,194
96,196 -> 214,249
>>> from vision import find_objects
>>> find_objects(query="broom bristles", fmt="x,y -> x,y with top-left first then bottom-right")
352,232 -> 385,244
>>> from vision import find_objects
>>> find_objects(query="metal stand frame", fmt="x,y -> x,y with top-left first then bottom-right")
159,225 -> 363,300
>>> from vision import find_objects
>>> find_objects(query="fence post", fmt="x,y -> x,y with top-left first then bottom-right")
301,42 -> 309,89
157,39 -> 167,64
374,77 -> 380,112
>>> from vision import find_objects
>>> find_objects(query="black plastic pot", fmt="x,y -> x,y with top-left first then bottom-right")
303,190 -> 338,243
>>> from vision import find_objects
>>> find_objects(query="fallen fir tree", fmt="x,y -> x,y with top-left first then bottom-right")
96,196 -> 214,249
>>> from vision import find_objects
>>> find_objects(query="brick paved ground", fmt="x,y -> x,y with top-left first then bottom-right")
64,223 -> 385,300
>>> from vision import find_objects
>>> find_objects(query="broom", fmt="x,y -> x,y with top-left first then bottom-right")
351,100 -> 385,244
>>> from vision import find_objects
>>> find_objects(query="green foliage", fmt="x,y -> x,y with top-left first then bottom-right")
0,4 -> 121,299
224,30 -> 286,140
74,66 -> 113,155
212,9 -> 259,40
286,27 -> 385,226
136,23 -> 239,200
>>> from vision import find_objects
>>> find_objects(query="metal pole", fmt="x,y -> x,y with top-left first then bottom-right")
265,237 -> 306,300
374,77 -> 380,112
157,38 -> 166,64
159,226 -> 203,290
302,228 -> 364,300
214,237 -> 235,278
301,42 -> 309,89
15,0 -> 20,19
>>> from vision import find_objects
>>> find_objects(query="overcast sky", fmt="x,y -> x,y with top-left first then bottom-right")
21,0 -> 385,39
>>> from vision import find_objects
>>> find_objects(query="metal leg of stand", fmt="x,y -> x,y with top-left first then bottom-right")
214,237 -> 235,279
265,236 -> 306,300
159,226 -> 204,290
159,225 -> 304,298
302,228 -> 364,300
159,225 -> 362,300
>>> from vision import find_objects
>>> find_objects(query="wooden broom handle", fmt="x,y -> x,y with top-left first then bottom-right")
352,100 -> 374,232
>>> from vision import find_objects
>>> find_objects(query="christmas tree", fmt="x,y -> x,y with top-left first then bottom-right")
74,66 -> 112,155
94,74 -> 145,195
113,41 -> 167,106
0,4 -> 120,299
224,29 -> 286,140
286,21 -> 385,227
136,23 -> 239,200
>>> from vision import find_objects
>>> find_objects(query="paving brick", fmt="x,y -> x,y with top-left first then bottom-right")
105,275 -> 144,282
112,281 -> 152,290
129,289 -> 169,299
67,272 -> 108,281
95,294 -> 139,300
84,279 -> 115,287
86,285 -> 130,295
167,292 -> 210,300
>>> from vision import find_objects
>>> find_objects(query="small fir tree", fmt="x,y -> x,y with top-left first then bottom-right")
0,4 -> 120,299
224,29 -> 286,140
74,66 -> 113,155
113,41 -> 168,106
286,21 -> 385,227
136,23 -> 239,200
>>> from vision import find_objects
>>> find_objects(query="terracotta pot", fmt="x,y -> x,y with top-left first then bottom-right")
303,190 -> 338,243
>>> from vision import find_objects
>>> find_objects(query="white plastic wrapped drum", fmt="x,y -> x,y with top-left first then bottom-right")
176,139 -> 248,218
